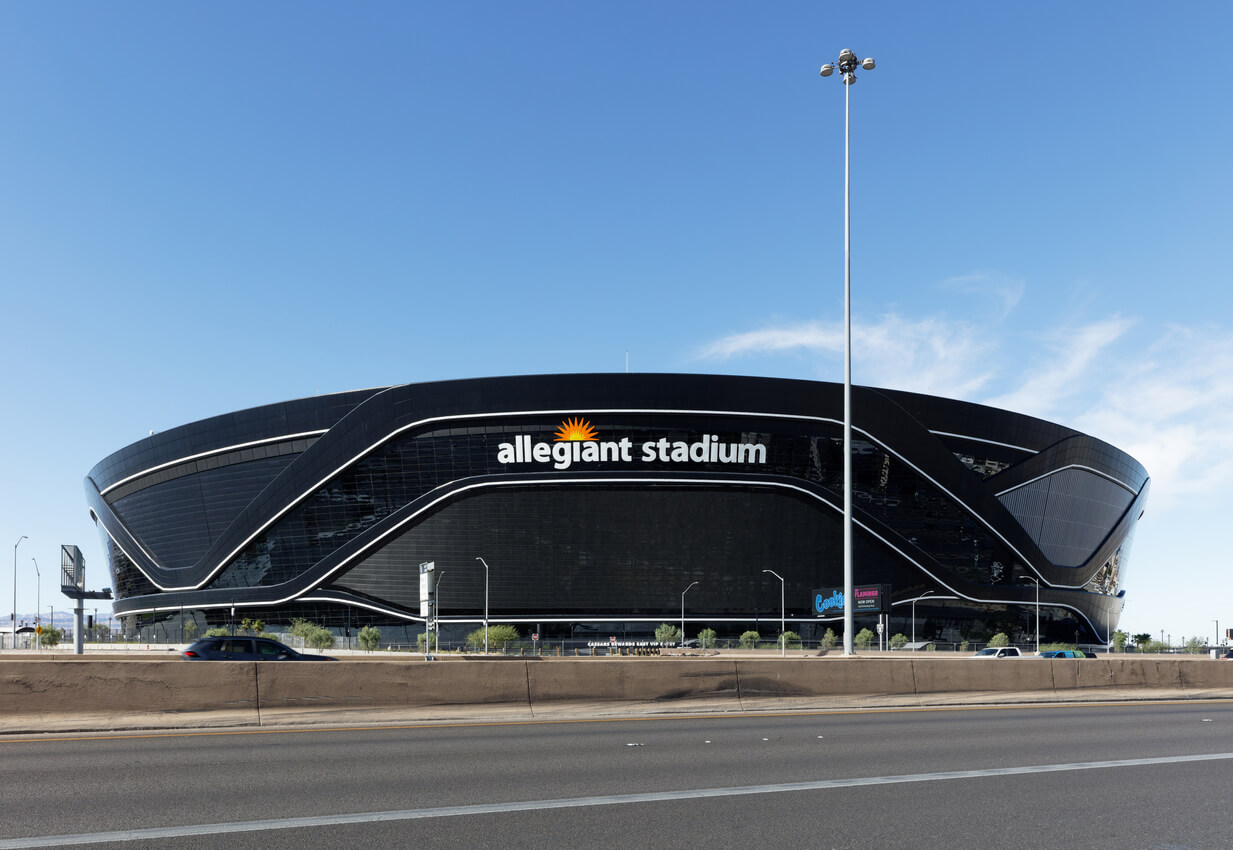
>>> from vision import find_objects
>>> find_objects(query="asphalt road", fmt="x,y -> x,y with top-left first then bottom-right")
2,701 -> 1231,849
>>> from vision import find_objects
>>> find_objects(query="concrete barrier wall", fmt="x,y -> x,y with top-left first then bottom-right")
0,660 -> 259,732
5,657 -> 1233,733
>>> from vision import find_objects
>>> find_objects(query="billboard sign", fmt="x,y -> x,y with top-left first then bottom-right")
813,584 -> 891,616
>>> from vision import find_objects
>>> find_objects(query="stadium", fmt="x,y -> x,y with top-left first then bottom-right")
85,374 -> 1148,648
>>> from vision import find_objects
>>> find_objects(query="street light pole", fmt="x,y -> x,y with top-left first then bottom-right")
475,557 -> 490,655
1213,619 -> 1219,649
912,590 -> 934,649
31,558 -> 39,651
763,569 -> 785,657
681,581 -> 698,649
1022,576 -> 1041,653
12,535 -> 26,651
820,49 -> 875,657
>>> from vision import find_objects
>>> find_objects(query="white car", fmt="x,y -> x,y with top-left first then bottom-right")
972,646 -> 1023,658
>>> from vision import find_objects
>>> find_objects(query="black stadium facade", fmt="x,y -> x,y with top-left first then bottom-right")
86,374 -> 1148,647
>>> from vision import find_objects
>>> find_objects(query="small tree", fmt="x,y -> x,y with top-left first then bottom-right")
204,627 -> 230,637
183,620 -> 198,642
1184,636 -> 1205,654
239,618 -> 266,636
1132,633 -> 1153,652
959,639 -> 970,652
778,631 -> 802,649
739,630 -> 760,649
40,626 -> 63,648
890,632 -> 908,650
821,628 -> 838,650
487,624 -> 520,650
307,626 -> 336,652
987,632 -> 1010,648
416,632 -> 438,653
697,628 -> 718,649
1112,630 -> 1128,653
655,623 -> 682,644
854,628 -> 874,649
357,625 -> 381,652
464,627 -> 486,651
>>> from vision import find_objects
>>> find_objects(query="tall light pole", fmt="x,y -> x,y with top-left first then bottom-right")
12,535 -> 26,651
912,590 -> 934,649
763,569 -> 786,656
1021,576 -> 1040,653
475,557 -> 490,655
681,581 -> 698,649
1213,620 -> 1219,649
31,558 -> 39,651
820,49 -> 875,656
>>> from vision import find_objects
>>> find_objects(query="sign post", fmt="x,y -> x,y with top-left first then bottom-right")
419,561 -> 435,660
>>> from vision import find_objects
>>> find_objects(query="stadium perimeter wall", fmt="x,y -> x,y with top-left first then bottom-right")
3,658 -> 1232,734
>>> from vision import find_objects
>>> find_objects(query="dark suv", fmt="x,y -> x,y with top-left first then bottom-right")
181,637 -> 337,661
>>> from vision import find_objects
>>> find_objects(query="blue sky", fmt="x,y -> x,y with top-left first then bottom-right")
2,2 -> 1230,644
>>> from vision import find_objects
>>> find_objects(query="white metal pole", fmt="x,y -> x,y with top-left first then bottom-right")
763,569 -> 785,656
12,536 -> 26,651
681,581 -> 698,649
476,557 -> 490,655
842,67 -> 855,658
32,558 -> 39,651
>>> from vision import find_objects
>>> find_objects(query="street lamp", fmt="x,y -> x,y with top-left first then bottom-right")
763,569 -> 785,657
911,590 -> 935,649
12,535 -> 26,651
475,557 -> 490,655
681,581 -> 698,649
31,558 -> 39,651
1021,576 -> 1040,653
820,49 -> 875,656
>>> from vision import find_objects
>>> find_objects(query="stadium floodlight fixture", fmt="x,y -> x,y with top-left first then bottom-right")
819,49 -> 876,655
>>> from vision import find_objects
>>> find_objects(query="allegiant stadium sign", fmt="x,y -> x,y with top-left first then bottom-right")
496,417 -> 768,471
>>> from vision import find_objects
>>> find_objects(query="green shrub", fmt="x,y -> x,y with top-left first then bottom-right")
924,642 -> 936,652
40,626 -> 62,648
987,632 -> 1010,647
959,639 -> 969,652
854,628 -> 874,649
738,630 -> 760,649
889,632 -> 908,650
357,625 -> 381,652
307,626 -> 336,651
777,631 -> 802,649
487,624 -> 520,649
655,623 -> 681,644
697,628 -> 718,649
204,627 -> 230,638
821,628 -> 838,649
416,632 -> 438,652
1112,630 -> 1128,652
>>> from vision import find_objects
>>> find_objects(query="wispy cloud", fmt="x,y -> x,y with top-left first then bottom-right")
937,270 -> 1025,318
698,310 -> 1233,510
698,314 -> 999,398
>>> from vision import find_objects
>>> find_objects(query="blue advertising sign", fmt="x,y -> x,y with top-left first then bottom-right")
813,584 -> 891,616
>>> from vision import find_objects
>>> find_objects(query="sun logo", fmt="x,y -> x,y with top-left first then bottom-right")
554,417 -> 598,442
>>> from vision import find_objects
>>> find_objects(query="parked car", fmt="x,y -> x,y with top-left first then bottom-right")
1221,649 -> 1233,660
181,637 -> 337,661
972,647 -> 1023,658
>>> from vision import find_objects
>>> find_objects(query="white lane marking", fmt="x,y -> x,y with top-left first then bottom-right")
3,751 -> 1232,848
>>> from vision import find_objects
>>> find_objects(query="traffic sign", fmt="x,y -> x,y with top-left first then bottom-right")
532,633 -> 539,641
